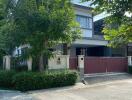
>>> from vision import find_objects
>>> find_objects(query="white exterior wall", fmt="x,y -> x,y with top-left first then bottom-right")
48,55 -> 69,69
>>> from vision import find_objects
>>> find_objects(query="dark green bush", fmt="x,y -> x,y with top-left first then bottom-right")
12,70 -> 78,91
0,70 -> 16,88
128,66 -> 132,73
0,66 -> 3,70
14,65 -> 28,72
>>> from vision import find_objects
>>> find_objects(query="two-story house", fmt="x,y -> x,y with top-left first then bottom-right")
69,4 -> 131,57
69,4 -> 108,57
10,3 -> 129,73
15,4 -> 131,57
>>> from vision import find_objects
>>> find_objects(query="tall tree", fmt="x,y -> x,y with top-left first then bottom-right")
0,0 -> 81,71
83,0 -> 132,47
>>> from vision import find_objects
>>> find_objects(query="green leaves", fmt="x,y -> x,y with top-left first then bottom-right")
0,0 -> 81,58
103,24 -> 132,47
83,0 -> 132,47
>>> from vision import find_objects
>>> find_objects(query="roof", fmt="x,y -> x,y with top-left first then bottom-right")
73,4 -> 93,11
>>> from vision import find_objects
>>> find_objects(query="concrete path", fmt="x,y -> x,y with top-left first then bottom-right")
1,74 -> 132,100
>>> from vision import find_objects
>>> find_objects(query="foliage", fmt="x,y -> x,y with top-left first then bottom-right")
0,70 -> 78,91
11,56 -> 28,71
13,65 -> 28,72
0,0 -> 81,55
103,24 -> 132,47
12,70 -> 78,91
0,70 -> 16,88
0,0 -> 81,70
83,0 -> 132,47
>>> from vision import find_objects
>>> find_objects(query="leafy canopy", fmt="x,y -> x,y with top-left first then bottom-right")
83,0 -> 132,47
0,0 -> 81,57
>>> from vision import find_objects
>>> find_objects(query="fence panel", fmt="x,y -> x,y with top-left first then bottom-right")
84,57 -> 106,74
107,57 -> 128,72
69,57 -> 78,70
84,57 -> 128,74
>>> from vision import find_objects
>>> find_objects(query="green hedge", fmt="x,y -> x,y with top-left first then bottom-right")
12,70 -> 78,91
13,65 -> 28,72
0,70 -> 16,88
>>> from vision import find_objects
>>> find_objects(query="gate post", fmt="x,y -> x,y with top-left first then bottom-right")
3,55 -> 11,70
128,56 -> 132,66
78,55 -> 84,81
27,57 -> 32,71
66,55 -> 70,69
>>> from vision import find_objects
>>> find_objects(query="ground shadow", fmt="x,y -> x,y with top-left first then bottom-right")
85,73 -> 132,85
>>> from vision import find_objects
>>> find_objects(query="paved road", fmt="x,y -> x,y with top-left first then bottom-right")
30,79 -> 132,100
1,74 -> 132,100
0,90 -> 36,100
85,73 -> 132,84
30,74 -> 132,100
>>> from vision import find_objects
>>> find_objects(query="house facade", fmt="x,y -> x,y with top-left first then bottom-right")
4,4 -> 130,74
67,5 -> 129,74
69,4 -> 128,57
14,4 -> 131,57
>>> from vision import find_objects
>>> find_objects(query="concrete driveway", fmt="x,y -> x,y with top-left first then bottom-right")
30,74 -> 132,100
1,74 -> 132,100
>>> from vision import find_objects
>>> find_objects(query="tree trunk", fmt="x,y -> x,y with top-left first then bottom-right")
43,56 -> 48,69
39,54 -> 44,72
63,43 -> 68,55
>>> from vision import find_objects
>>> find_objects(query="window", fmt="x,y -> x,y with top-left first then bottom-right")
76,15 -> 92,29
94,19 -> 104,35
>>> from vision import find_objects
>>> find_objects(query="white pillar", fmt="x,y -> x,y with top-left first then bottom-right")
128,56 -> 132,66
3,55 -> 11,70
27,57 -> 32,71
66,55 -> 70,69
78,55 -> 84,69
78,55 -> 84,81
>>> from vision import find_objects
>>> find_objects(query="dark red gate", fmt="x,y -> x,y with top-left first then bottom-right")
84,57 -> 128,74
69,57 -> 78,70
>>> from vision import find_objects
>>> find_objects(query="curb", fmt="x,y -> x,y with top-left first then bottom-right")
28,78 -> 132,94
27,82 -> 86,94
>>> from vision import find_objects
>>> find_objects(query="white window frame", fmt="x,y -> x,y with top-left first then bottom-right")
76,15 -> 92,30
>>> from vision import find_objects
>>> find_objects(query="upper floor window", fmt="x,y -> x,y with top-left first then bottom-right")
76,15 -> 92,29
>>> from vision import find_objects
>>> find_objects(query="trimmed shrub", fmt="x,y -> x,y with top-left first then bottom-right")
12,70 -> 78,91
0,70 -> 16,88
0,66 -> 3,70
14,65 -> 28,72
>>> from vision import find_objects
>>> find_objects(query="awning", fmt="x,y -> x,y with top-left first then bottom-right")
73,39 -> 108,46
